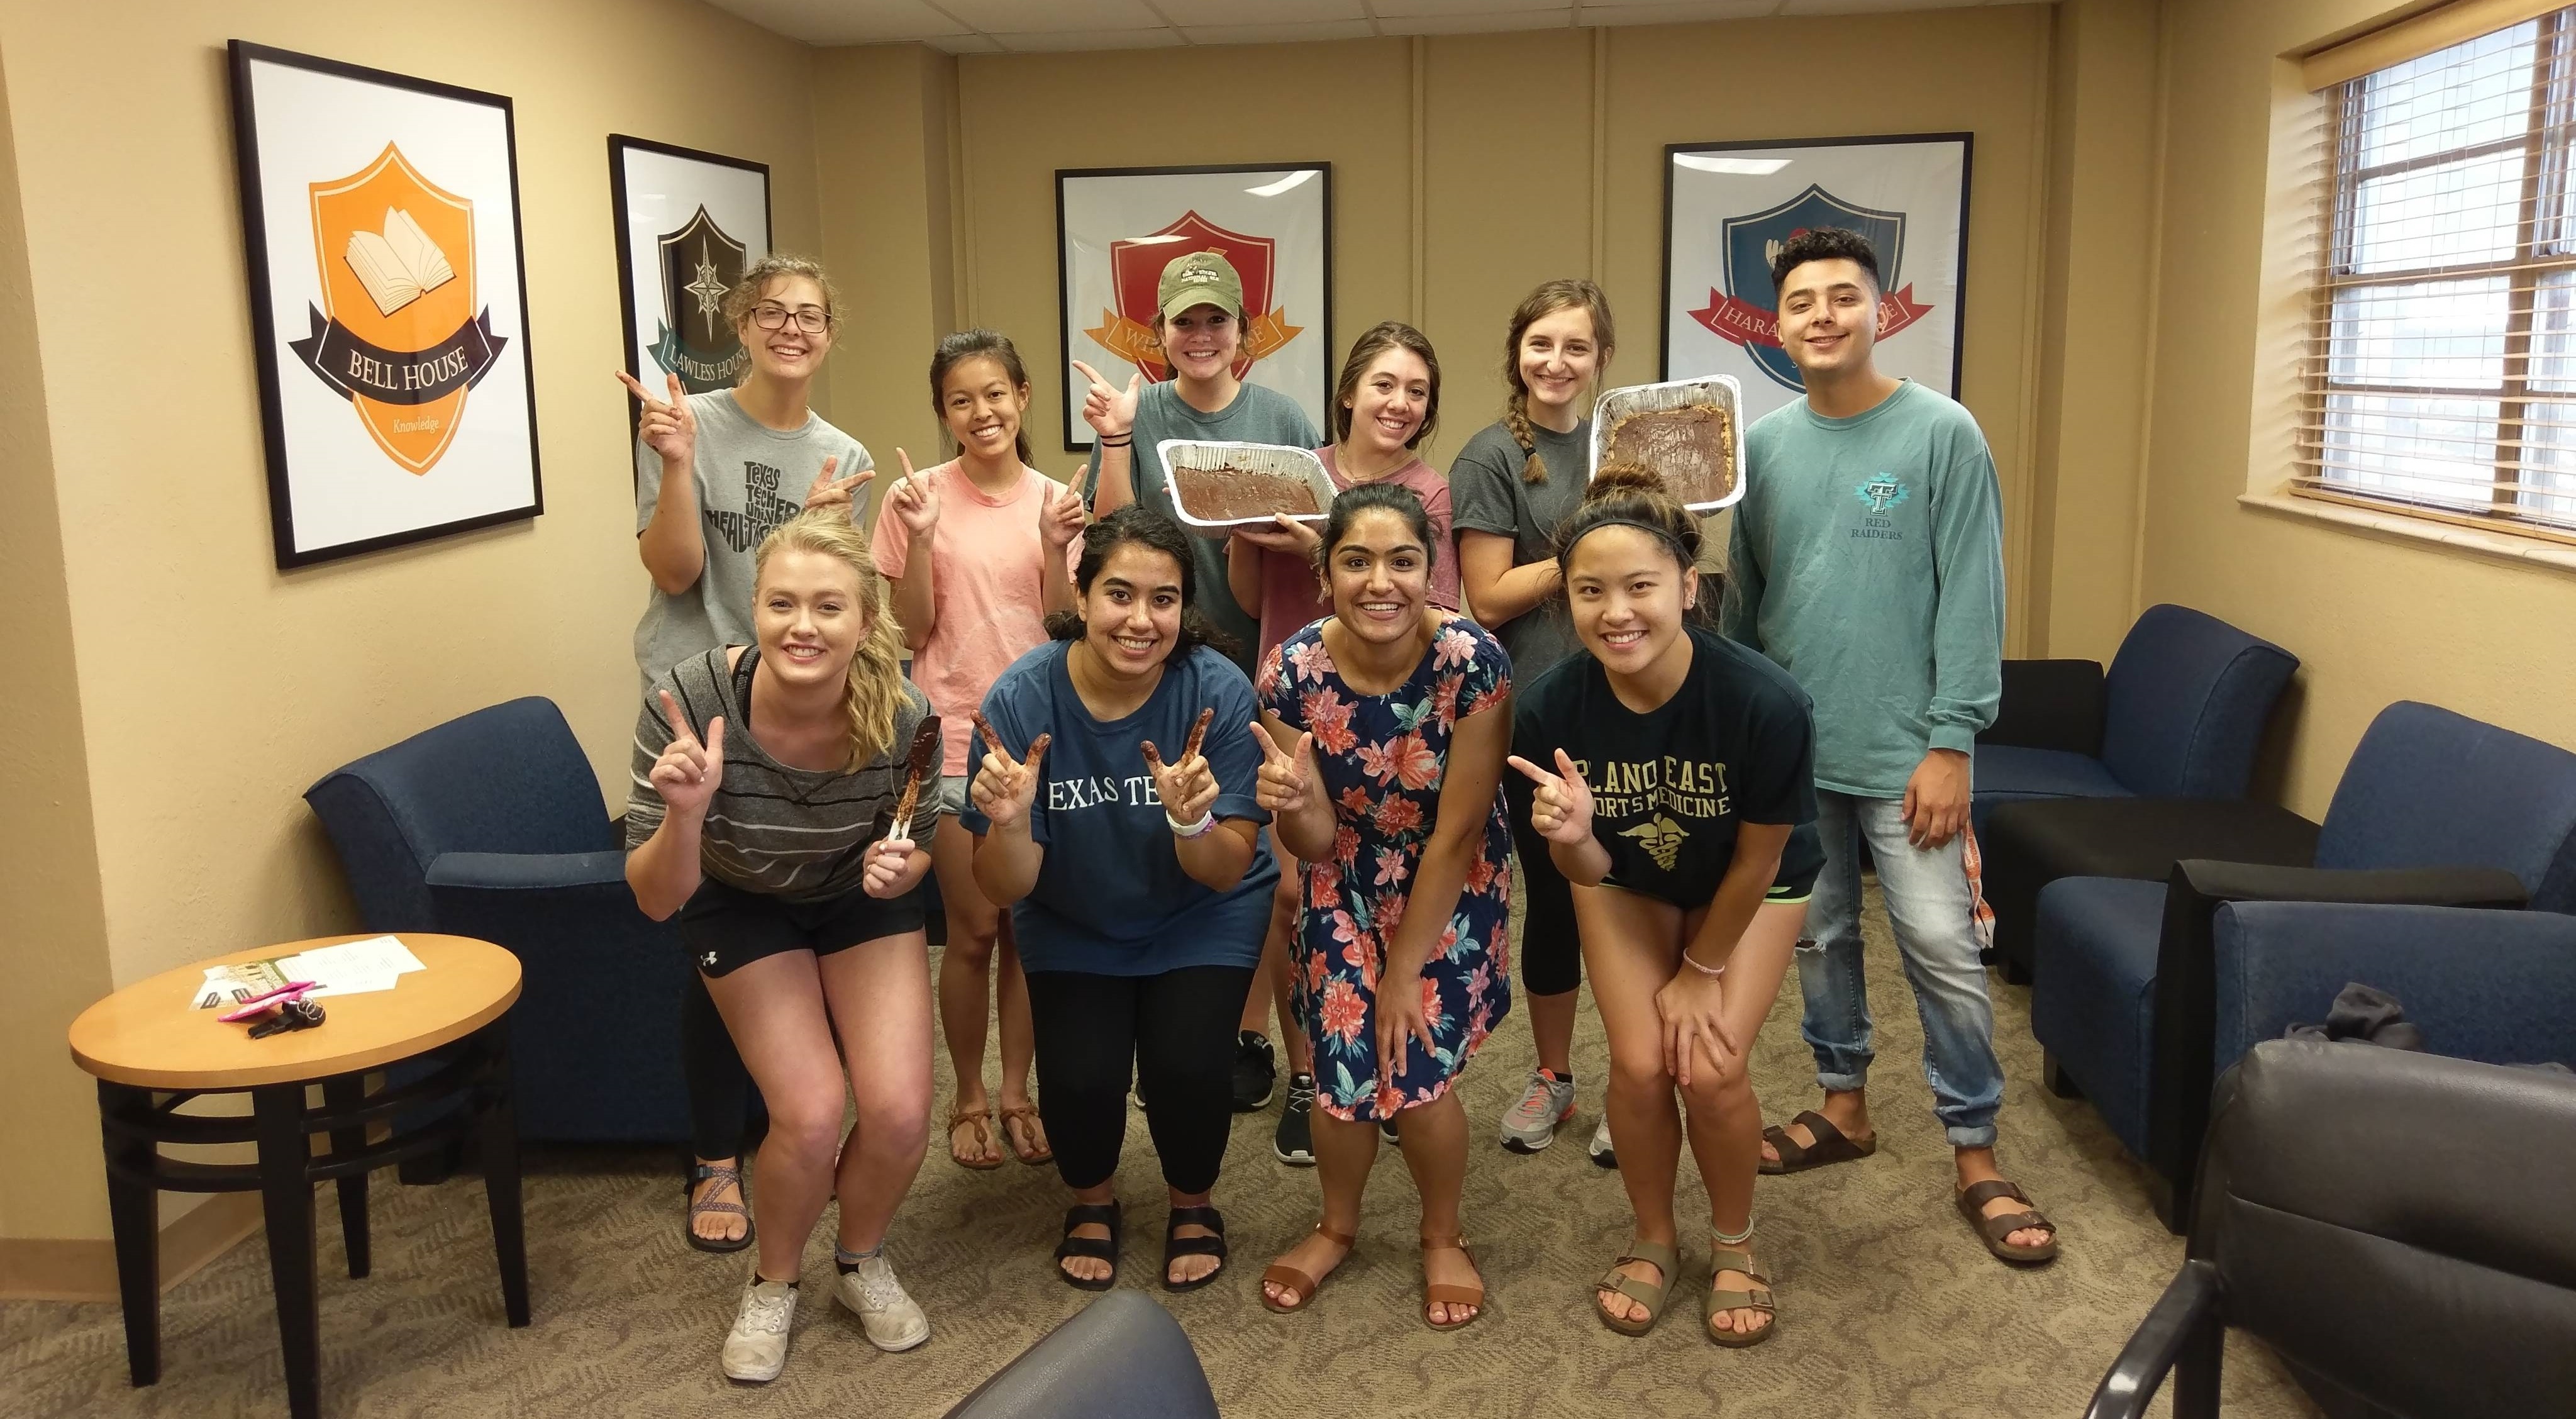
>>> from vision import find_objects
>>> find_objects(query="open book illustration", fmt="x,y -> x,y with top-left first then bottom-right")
344,206 -> 455,317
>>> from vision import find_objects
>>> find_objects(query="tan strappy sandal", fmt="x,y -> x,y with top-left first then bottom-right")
1704,1246 -> 1778,1349
947,1105 -> 1003,1171
1260,1224 -> 1356,1314
1420,1234 -> 1486,1332
1593,1238 -> 1679,1336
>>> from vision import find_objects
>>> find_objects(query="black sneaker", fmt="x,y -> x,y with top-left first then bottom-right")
1380,1113 -> 1401,1145
1231,1032 -> 1277,1112
1272,1074 -> 1317,1166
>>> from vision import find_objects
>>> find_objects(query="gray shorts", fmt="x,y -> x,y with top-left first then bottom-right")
939,773 -> 969,821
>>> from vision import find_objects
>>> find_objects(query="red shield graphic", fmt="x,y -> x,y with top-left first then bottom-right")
296,144 -> 504,474
1089,211 -> 1298,382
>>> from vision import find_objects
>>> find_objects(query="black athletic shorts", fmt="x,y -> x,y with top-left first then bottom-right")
677,877 -> 926,979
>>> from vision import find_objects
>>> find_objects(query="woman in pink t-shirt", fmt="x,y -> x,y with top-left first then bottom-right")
1223,320 -> 1457,1166
871,330 -> 1085,1170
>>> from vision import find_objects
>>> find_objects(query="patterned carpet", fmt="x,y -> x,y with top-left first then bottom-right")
4,881 -> 2321,1418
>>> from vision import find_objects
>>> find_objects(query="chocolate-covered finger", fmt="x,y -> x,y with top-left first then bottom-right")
1024,732 -> 1052,770
1182,707 -> 1213,764
970,709 -> 1018,762
1141,740 -> 1164,772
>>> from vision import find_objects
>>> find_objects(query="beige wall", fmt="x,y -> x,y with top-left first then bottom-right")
817,9 -> 2058,643
2138,0 -> 2576,815
0,0 -> 819,1285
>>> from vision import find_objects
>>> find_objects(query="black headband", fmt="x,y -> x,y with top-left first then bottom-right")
1563,515 -> 1693,564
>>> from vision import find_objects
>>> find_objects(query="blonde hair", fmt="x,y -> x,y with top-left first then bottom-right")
753,511 -> 909,772
1502,279 -> 1616,484
723,253 -> 842,343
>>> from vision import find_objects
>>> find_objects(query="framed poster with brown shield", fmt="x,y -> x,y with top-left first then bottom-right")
608,136 -> 769,438
1057,164 -> 1331,452
228,41 -> 541,569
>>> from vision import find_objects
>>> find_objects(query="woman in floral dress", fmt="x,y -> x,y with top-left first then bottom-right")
1252,482 -> 1515,1332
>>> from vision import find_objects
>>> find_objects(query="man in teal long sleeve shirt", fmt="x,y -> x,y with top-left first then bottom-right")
1721,228 -> 2059,1265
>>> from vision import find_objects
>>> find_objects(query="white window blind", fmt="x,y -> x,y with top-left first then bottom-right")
2301,7 -> 2576,539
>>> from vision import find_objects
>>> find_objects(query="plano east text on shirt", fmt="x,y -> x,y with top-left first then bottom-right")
1571,755 -> 1733,823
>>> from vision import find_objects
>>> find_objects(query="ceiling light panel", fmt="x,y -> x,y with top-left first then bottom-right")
939,0 -> 1164,30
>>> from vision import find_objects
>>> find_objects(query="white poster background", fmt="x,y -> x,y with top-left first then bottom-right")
1664,138 -> 1968,426
245,57 -> 536,559
1059,168 -> 1328,450
615,147 -> 769,391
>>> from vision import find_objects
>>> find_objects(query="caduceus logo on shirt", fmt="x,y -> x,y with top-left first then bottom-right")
1619,815 -> 1692,871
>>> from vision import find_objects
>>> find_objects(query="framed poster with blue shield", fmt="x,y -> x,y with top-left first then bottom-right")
1662,135 -> 1971,425
609,136 -> 770,439
229,40 -> 541,569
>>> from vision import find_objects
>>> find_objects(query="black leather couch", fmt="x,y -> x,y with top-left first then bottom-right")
943,1293 -> 1218,1419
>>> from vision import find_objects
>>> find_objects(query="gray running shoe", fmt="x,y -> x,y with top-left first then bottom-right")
721,1276 -> 799,1383
1588,1116 -> 1618,1169
1499,1067 -> 1578,1153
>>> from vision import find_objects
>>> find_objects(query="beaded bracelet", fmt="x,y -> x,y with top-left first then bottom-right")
1679,952 -> 1728,978
1167,810 -> 1217,840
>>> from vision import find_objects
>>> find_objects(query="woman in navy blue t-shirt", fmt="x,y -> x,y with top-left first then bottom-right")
963,505 -> 1277,1294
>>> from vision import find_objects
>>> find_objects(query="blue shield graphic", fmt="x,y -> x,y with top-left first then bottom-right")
1721,185 -> 1907,394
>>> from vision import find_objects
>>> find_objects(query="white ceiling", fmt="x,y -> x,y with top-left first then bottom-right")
706,0 -> 2043,53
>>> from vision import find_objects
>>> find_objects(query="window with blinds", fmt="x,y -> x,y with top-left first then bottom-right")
2304,8 -> 2576,538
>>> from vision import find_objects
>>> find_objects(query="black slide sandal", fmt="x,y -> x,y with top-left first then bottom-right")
1161,1205 -> 1229,1293
1055,1203 -> 1123,1291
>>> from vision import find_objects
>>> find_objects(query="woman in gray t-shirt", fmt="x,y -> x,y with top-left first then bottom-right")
618,255 -> 875,1260
1448,279 -> 1619,1164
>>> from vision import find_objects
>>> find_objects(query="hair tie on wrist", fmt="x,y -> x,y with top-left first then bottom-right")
1679,952 -> 1726,978
1098,434 -> 1133,447
1167,810 -> 1217,839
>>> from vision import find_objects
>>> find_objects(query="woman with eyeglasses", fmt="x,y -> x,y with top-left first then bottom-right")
619,253 -> 878,1259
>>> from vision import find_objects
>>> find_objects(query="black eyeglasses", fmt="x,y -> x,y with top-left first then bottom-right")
752,303 -> 831,334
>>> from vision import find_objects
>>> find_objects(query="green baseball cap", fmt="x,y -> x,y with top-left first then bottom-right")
1158,250 -> 1245,323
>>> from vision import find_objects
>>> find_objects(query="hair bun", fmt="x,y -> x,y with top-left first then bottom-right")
1584,460 -> 1668,501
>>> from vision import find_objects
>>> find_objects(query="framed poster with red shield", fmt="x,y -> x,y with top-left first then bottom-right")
1662,135 -> 1971,426
1057,164 -> 1331,452
608,136 -> 770,442
228,41 -> 541,569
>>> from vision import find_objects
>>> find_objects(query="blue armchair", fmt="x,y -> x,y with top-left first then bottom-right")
1975,606 -> 2299,980
1975,604 -> 2297,830
305,697 -> 691,1143
2030,700 -> 2576,1231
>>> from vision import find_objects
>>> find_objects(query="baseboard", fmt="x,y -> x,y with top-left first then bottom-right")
0,1193 -> 264,1301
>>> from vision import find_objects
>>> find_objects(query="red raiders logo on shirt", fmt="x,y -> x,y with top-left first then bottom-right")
290,143 -> 507,474
1085,210 -> 1303,382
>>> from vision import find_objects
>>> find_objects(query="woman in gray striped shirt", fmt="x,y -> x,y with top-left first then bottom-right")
625,510 -> 940,1384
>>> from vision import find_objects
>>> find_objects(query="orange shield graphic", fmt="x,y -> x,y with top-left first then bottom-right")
292,144 -> 506,473
1089,211 -> 1301,383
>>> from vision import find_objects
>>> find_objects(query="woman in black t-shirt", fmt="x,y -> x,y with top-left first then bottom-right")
1508,465 -> 1823,1350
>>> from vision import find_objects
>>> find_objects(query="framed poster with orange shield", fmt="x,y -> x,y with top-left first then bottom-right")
228,42 -> 541,569
1057,164 -> 1331,452
608,136 -> 769,433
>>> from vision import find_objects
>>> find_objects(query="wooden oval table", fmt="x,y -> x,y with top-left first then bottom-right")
68,934 -> 528,1419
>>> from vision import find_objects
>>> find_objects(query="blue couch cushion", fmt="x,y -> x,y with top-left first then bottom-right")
2031,876 -> 2171,1159
2318,701 -> 2576,913
1977,745 -> 2131,804
2099,604 -> 2297,800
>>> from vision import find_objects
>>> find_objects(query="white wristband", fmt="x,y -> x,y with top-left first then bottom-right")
1167,810 -> 1217,840
1679,952 -> 1727,978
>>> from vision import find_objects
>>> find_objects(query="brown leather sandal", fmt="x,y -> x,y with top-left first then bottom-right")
1704,1247 -> 1778,1348
998,1103 -> 1053,1166
1957,1178 -> 2060,1264
947,1105 -> 1004,1171
1420,1234 -> 1486,1332
1758,1110 -> 1879,1174
1260,1224 -> 1355,1314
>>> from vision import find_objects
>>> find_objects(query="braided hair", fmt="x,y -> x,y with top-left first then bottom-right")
1501,279 -> 1616,484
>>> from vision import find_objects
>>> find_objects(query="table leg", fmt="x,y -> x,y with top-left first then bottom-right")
253,1083 -> 321,1419
319,1076 -> 370,1279
97,1081 -> 160,1388
478,1023 -> 530,1327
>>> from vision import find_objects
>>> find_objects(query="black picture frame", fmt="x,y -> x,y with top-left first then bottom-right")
1055,162 -> 1334,454
607,135 -> 772,456
228,40 -> 543,570
1658,132 -> 1973,404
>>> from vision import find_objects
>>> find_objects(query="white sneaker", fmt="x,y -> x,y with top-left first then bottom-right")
1588,1116 -> 1618,1170
721,1276 -> 799,1383
836,1252 -> 930,1352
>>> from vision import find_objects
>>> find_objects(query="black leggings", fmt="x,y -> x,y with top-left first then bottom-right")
684,972 -> 760,1162
1505,770 -> 1582,996
1024,965 -> 1255,1194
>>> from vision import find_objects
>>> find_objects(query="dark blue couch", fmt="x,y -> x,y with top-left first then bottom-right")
306,697 -> 691,1143
1975,603 -> 2296,832
2031,700 -> 2576,1230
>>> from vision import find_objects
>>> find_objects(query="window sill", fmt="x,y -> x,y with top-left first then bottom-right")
2236,489 -> 2576,576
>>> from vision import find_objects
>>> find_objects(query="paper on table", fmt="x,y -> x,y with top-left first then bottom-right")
275,935 -> 426,999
